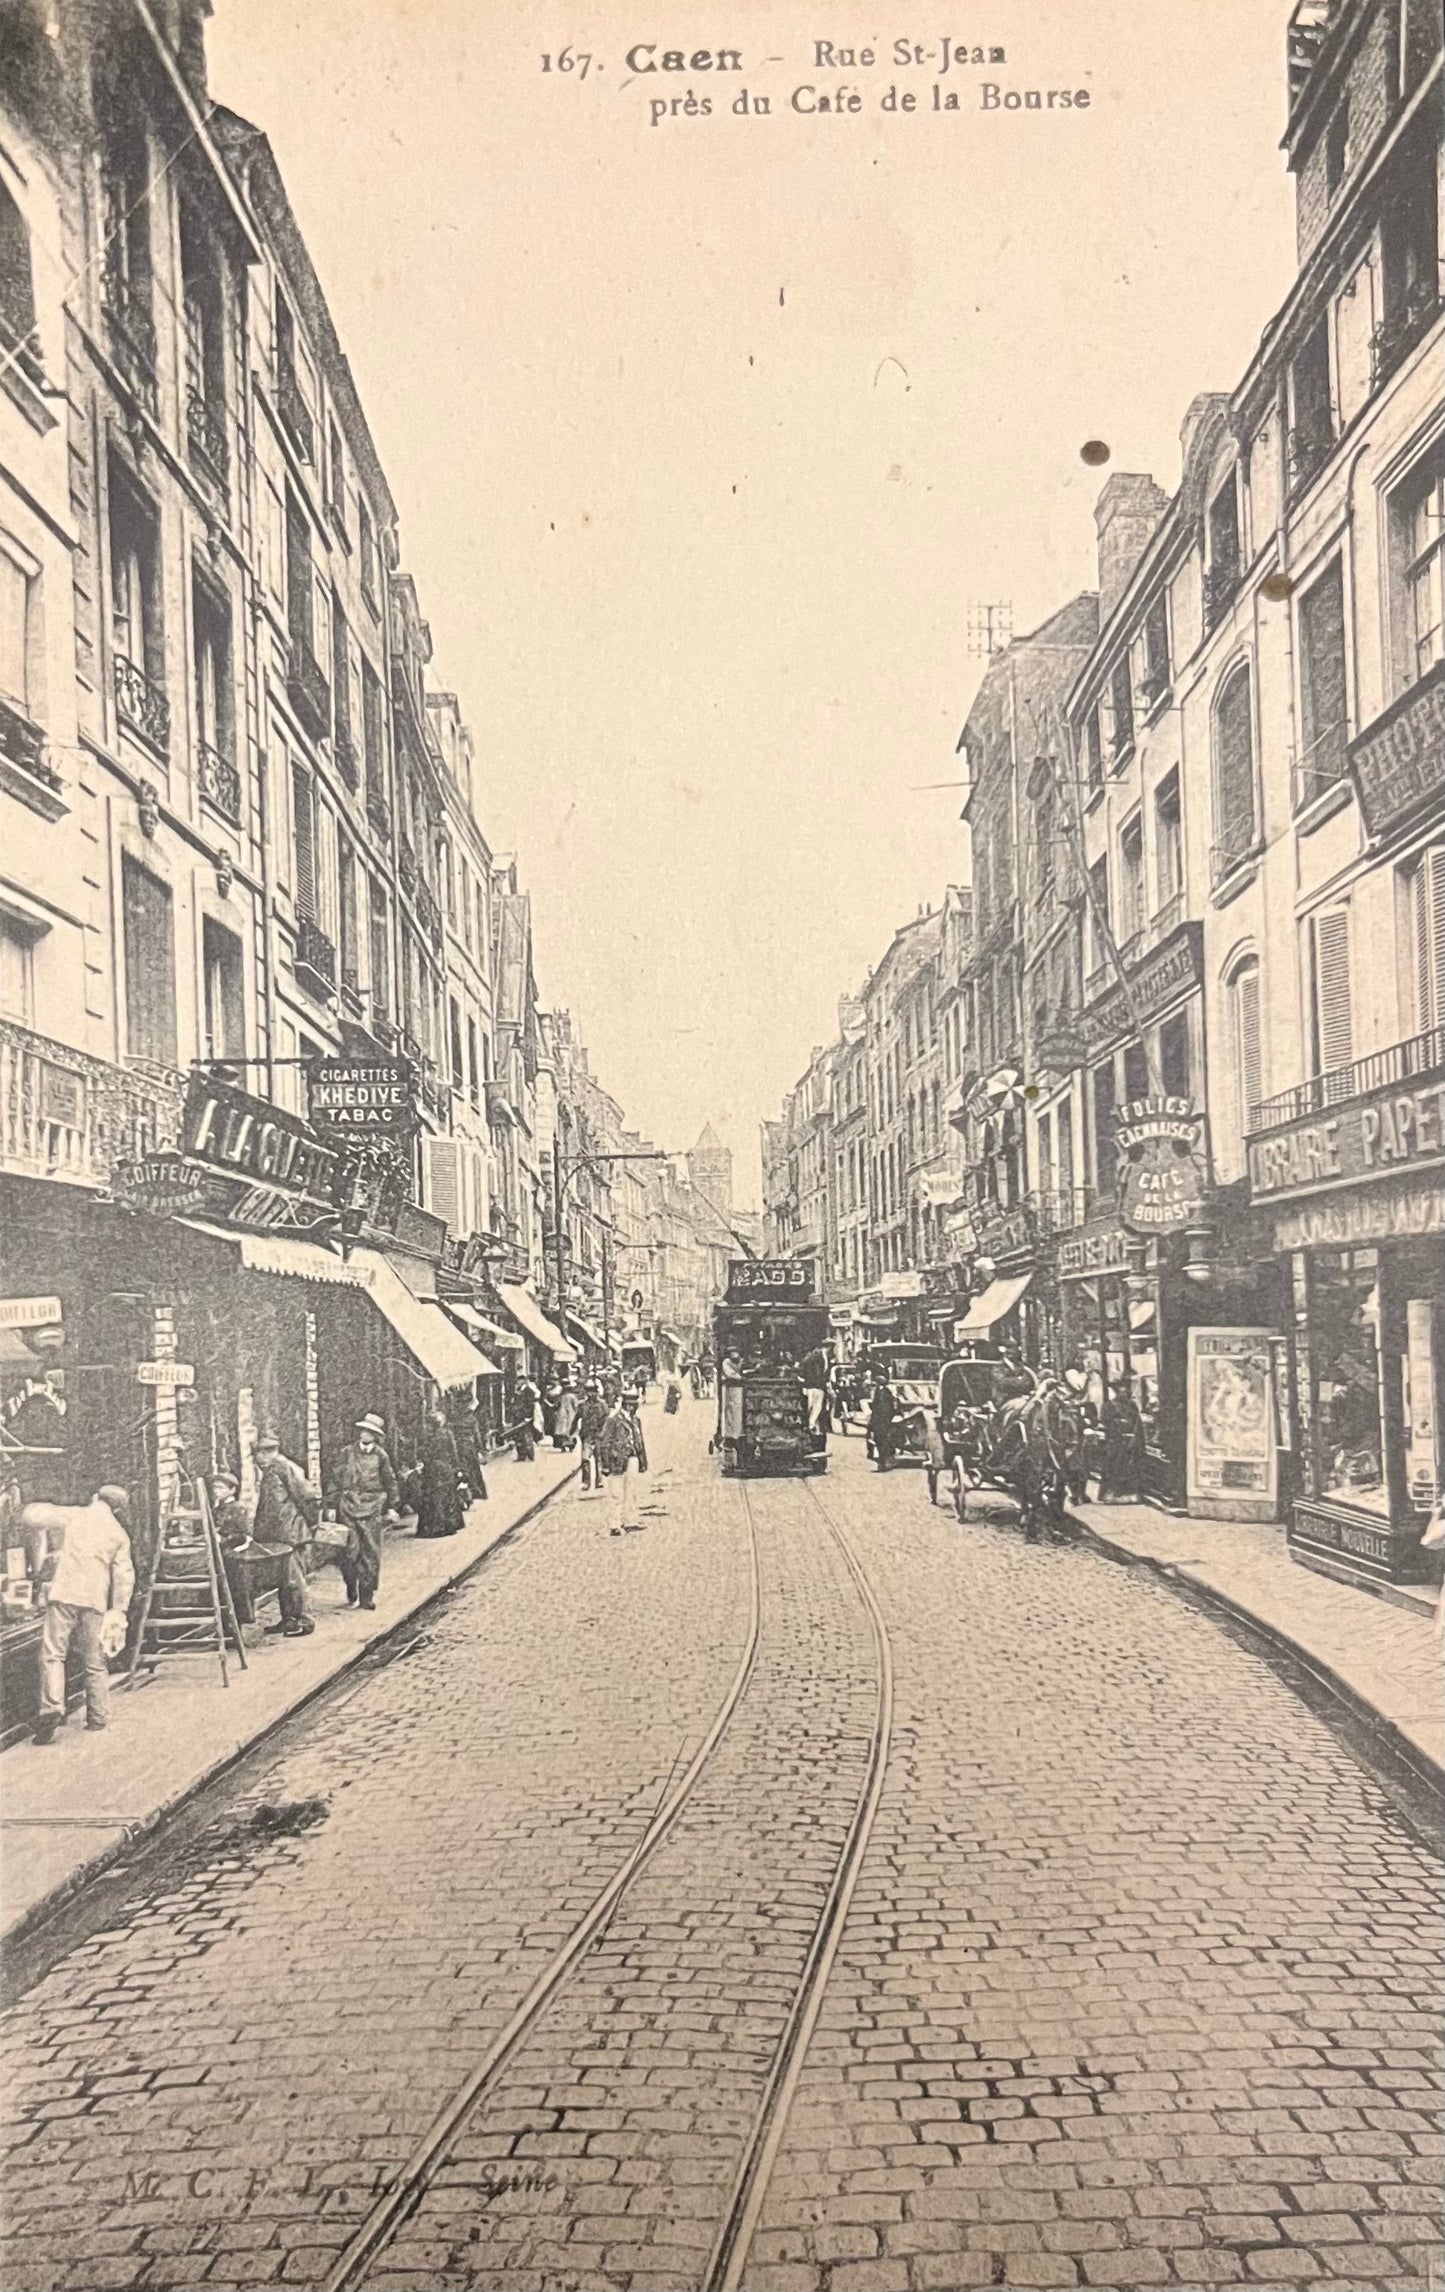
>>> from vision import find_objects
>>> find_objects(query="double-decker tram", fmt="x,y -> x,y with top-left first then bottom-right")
712,1258 -> 830,1476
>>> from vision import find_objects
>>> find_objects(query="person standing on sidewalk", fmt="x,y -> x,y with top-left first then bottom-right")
415,1400 -> 466,1539
23,1486 -> 135,1744
577,1380 -> 608,1493
599,1389 -> 648,1532
326,1415 -> 399,1609
251,1434 -> 319,1637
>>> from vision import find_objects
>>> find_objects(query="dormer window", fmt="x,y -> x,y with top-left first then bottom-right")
1203,473 -> 1242,632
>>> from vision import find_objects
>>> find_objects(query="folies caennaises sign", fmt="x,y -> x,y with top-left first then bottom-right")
1116,1095 -> 1206,1235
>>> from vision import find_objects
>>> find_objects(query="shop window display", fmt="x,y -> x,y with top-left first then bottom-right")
1311,1249 -> 1388,1515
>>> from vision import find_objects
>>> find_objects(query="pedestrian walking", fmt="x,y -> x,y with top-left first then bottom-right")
599,1389 -> 648,1532
325,1415 -> 399,1609
868,1376 -> 898,1472
553,1380 -> 579,1449
23,1485 -> 135,1744
511,1375 -> 541,1461
577,1381 -> 608,1492
251,1433 -> 319,1636
415,1401 -> 467,1539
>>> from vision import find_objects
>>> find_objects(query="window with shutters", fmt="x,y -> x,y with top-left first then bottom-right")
1391,451 -> 1445,692
202,917 -> 245,1063
108,459 -> 164,687
291,763 -> 317,920
331,593 -> 353,780
1159,1010 -> 1192,1103
1108,656 -> 1135,765
1211,663 -> 1257,883
1153,771 -> 1182,916
1229,959 -> 1263,1134
1083,704 -> 1104,793
368,880 -> 390,1020
466,1016 -> 481,1105
1141,594 -> 1171,705
0,914 -> 36,1025
1309,905 -> 1354,1091
1406,845 -> 1445,1037
449,995 -> 464,1091
1297,559 -> 1348,807
285,490 -> 312,649
1119,816 -> 1145,949
1091,1059 -> 1118,1199
337,836 -> 359,988
121,857 -> 176,1067
0,533 -> 37,721
1204,474 -> 1242,630
358,496 -> 379,613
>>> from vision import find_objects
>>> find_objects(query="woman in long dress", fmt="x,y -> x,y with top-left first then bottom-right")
415,1403 -> 466,1538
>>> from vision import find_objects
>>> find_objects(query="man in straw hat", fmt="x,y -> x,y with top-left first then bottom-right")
21,1484 -> 135,1744
325,1413 -> 399,1611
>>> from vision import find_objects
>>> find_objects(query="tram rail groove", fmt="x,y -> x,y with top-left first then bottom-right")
701,1475 -> 895,2292
321,1484 -> 763,2292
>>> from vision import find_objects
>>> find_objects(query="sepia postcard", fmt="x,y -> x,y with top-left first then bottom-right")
0,3 -> 1441,2289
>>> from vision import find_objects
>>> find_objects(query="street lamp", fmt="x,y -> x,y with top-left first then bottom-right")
549,1148 -> 668,1325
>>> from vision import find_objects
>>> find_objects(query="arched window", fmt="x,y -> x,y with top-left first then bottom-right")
0,181 -> 38,371
1213,663 -> 1256,880
1226,956 -> 1263,1133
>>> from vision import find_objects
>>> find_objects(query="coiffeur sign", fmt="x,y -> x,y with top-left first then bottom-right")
1116,1096 -> 1206,1235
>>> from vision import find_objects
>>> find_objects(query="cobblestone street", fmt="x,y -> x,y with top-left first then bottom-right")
1,1401 -> 1441,2292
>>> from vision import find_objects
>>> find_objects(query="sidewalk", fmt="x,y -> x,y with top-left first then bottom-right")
1069,1499 -> 1443,1791
0,1446 -> 578,1946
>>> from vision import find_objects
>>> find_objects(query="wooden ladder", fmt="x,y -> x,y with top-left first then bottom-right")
125,1473 -> 248,1689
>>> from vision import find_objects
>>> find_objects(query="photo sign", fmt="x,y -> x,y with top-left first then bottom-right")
307,1057 -> 416,1143
1116,1096 -> 1206,1235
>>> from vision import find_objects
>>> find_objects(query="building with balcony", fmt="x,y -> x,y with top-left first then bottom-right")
1231,0 -> 1445,1587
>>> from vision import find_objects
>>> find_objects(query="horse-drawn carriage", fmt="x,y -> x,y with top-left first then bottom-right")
863,1342 -> 945,1471
933,1354 -> 1089,1540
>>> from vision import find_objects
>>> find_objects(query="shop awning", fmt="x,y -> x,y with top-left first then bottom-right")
954,1271 -> 1033,1335
565,1309 -> 609,1353
447,1301 -> 523,1355
208,1229 -> 374,1286
495,1283 -> 577,1361
352,1251 -> 497,1389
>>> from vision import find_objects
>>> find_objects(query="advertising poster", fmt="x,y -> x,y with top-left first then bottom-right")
1187,1326 -> 1280,1521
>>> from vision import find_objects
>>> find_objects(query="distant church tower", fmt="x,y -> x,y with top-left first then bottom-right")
688,1123 -> 732,1215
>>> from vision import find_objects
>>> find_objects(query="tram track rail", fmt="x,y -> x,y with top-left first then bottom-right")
323,1466 -> 894,2292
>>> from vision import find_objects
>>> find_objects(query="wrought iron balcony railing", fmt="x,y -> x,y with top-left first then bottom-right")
1248,1025 -> 1445,1135
416,879 -> 444,952
197,740 -> 241,824
334,721 -> 358,789
1371,286 -> 1443,394
100,266 -> 157,412
0,1018 -> 184,1189
276,358 -> 314,464
185,386 -> 229,487
1202,562 -> 1242,635
114,654 -> 170,753
286,637 -> 331,742
294,916 -> 337,997
1287,416 -> 1335,498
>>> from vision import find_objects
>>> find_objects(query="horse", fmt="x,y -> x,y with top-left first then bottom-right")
968,1374 -> 1084,1541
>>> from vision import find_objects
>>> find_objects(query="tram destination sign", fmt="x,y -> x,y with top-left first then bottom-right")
726,1259 -> 815,1302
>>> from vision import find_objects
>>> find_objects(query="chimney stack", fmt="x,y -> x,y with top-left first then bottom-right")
1094,473 -> 1171,622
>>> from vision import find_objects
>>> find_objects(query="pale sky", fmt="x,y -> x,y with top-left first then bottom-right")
208,0 -> 1299,1203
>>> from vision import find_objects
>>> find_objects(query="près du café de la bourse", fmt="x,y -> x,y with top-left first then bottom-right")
0,5 -> 1441,2292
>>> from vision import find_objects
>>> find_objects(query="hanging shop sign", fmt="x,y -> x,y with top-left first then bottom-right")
180,1073 -> 348,1218
1080,920 -> 1202,1051
307,1057 -> 416,1142
0,1297 -> 64,1330
113,1153 -> 211,1221
1185,1327 -> 1278,1521
136,1360 -> 196,1388
973,1203 -> 1037,1263
1116,1096 -> 1207,1235
1248,1066 -> 1445,1203
1347,660 -> 1445,842
1057,1220 -> 1133,1280
726,1259 -> 815,1301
